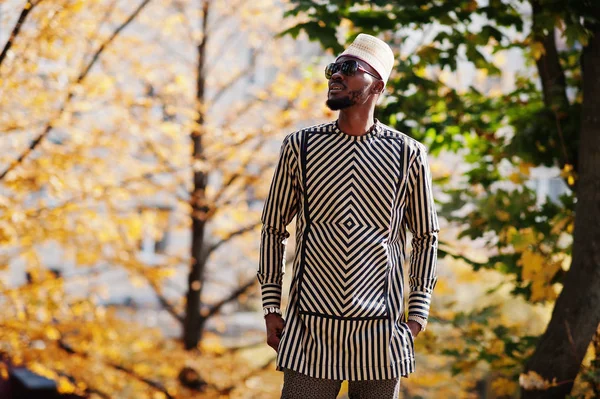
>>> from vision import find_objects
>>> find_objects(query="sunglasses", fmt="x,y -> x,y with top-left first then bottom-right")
325,60 -> 381,80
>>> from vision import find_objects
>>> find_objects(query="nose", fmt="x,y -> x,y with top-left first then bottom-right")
330,69 -> 344,81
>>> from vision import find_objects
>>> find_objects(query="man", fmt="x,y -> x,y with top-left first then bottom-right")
258,33 -> 439,399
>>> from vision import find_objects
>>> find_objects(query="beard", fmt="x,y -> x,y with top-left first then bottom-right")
326,87 -> 368,110
325,96 -> 354,110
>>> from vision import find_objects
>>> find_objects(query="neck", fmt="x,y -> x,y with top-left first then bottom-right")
337,106 -> 376,136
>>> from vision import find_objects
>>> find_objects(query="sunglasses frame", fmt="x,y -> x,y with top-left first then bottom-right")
325,60 -> 381,80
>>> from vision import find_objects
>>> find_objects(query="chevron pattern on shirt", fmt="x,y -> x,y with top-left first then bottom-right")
298,129 -> 403,320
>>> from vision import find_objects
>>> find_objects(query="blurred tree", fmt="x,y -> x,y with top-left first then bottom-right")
164,0 -> 327,350
283,0 -> 600,397
0,0 -> 325,397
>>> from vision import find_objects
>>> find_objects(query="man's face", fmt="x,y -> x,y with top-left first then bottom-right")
326,56 -> 382,111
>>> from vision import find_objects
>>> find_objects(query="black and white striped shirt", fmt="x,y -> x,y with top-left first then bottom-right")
258,120 -> 439,380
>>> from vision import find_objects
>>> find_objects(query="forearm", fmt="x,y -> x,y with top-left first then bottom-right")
405,146 -> 439,328
256,134 -> 299,312
257,225 -> 288,309
408,230 -> 438,322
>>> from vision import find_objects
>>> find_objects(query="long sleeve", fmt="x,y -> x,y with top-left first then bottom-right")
258,134 -> 299,311
405,147 -> 439,322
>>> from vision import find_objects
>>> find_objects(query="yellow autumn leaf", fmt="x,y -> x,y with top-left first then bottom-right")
126,216 -> 143,240
495,210 -> 510,222
454,359 -> 478,373
487,339 -> 505,356
130,275 -> 146,288
133,363 -> 152,375
68,0 -> 85,13
492,356 -> 516,369
28,363 -> 56,380
132,339 -> 154,351
0,363 -> 8,380
75,250 -> 100,266
550,216 -> 570,236
0,225 -> 14,245
519,162 -> 533,176
508,172 -> 523,184
512,227 -> 537,252
531,41 -> 546,60
519,249 -> 545,281
560,164 -> 577,186
501,225 -> 518,244
45,326 -> 61,341
57,377 -> 76,394
541,259 -> 562,281
159,121 -> 180,137
530,279 -> 558,302
491,377 -> 518,396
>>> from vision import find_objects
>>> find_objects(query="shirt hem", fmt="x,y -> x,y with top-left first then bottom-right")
276,357 -> 415,381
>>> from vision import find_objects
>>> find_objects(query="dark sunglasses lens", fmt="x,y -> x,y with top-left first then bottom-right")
341,60 -> 358,76
325,63 -> 336,79
325,60 -> 359,78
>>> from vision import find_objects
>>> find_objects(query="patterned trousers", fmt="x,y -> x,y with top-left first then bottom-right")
280,368 -> 401,399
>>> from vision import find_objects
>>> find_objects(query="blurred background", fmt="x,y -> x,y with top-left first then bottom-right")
0,0 -> 598,398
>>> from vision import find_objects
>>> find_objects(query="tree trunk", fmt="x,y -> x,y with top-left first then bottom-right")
522,18 -> 600,399
530,0 -> 575,174
183,0 -> 210,350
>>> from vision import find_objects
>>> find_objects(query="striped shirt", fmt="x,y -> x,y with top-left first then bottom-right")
258,120 -> 439,381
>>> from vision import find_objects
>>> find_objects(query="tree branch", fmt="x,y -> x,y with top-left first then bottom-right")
209,50 -> 257,105
206,126 -> 263,168
111,226 -> 184,325
204,0 -> 246,37
54,369 -> 111,399
81,0 -> 119,63
0,0 -> 43,69
78,0 -> 153,83
208,222 -> 262,254
25,163 -> 185,219
0,122 -> 45,134
203,29 -> 245,75
209,138 -> 267,206
171,0 -> 195,44
202,276 -> 257,321
0,0 -> 154,182
57,339 -> 174,399
145,276 -> 185,324
220,340 -> 265,354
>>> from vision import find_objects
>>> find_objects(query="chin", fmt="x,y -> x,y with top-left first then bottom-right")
326,97 -> 353,111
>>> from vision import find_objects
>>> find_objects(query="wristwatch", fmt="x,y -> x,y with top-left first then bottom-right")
408,315 -> 428,332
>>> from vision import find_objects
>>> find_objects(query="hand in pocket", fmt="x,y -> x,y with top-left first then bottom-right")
265,313 -> 285,352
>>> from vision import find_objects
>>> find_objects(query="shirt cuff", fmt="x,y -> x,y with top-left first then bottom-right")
408,315 -> 428,331
408,289 -> 432,320
260,283 -> 282,309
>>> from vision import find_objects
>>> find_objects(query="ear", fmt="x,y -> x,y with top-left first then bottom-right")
371,80 -> 385,94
